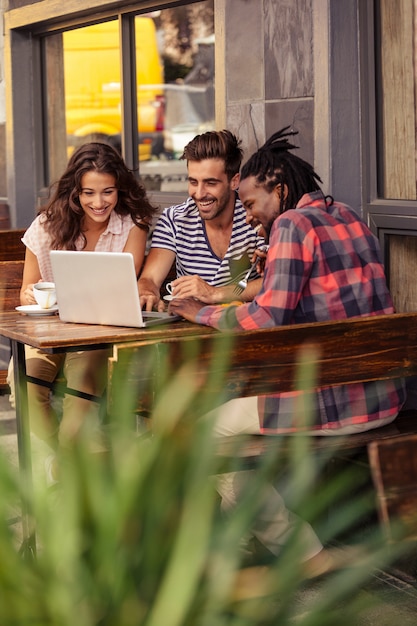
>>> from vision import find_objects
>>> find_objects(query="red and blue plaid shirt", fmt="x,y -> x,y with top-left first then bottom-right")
196,191 -> 406,432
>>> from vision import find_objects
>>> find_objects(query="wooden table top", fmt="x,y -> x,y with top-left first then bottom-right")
0,310 -> 217,352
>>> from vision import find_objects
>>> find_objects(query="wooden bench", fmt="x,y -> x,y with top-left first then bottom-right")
0,228 -> 26,261
0,260 -> 25,310
0,229 -> 26,393
107,312 -> 417,543
367,432 -> 417,582
0,260 -> 25,394
369,433 -> 417,541
108,311 -> 417,422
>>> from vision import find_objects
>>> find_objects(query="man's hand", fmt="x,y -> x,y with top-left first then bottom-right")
138,278 -> 165,312
140,292 -> 166,312
168,274 -> 262,304
168,297 -> 205,323
137,248 -> 176,312
252,245 -> 269,276
168,275 -> 219,304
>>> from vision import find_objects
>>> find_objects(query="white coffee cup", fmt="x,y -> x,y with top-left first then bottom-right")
33,282 -> 57,309
164,282 -> 175,302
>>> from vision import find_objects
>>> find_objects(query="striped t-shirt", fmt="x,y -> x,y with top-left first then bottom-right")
150,195 -> 265,286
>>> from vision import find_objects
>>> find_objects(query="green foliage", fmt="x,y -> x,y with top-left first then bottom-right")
0,342 -> 408,624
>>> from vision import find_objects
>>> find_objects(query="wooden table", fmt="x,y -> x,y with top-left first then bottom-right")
0,310 -> 216,554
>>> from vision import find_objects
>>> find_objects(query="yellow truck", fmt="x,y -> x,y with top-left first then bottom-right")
63,17 -> 165,159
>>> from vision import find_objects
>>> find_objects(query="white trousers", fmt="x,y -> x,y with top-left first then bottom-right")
208,396 -> 396,561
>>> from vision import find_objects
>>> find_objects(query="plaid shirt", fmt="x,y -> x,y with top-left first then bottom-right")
197,191 -> 406,432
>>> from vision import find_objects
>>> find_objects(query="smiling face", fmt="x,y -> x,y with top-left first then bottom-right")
238,175 -> 284,240
187,158 -> 239,222
78,171 -> 118,228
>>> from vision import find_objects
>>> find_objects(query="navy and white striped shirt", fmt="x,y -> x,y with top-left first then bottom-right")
150,195 -> 265,286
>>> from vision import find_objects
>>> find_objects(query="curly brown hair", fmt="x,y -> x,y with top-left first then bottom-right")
39,142 -> 158,250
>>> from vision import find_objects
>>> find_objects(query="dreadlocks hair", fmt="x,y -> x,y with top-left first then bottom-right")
240,126 -> 323,214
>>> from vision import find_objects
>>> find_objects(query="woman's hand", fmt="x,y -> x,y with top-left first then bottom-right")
20,248 -> 42,305
21,284 -> 37,306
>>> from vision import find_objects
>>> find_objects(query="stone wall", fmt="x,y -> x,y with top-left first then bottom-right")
222,0 -> 362,213
225,0 -> 314,167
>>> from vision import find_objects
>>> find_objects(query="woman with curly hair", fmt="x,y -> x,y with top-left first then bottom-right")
9,142 -> 157,466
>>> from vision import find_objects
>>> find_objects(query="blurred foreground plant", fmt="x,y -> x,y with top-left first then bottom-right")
0,343 -> 410,625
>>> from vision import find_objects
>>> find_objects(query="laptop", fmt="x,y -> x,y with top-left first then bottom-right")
50,250 -> 181,328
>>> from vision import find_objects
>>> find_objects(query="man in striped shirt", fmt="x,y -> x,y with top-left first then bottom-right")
138,130 -> 265,311
170,127 -> 406,573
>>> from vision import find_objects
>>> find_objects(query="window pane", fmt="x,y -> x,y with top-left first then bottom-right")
43,1 -> 215,195
378,0 -> 417,200
63,20 -> 121,156
140,3 -> 215,193
388,234 -> 417,311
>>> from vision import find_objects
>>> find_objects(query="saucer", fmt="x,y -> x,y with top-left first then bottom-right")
163,295 -> 176,302
16,304 -> 59,316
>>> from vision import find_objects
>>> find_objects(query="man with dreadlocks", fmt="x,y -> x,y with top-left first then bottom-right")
170,127 -> 406,575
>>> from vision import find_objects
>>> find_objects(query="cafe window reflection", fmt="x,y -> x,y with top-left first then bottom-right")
140,4 -> 215,193
45,1 -> 215,195
62,20 -> 121,156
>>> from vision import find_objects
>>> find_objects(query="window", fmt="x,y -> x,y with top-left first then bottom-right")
376,0 -> 417,200
43,2 -> 215,195
365,0 -> 417,312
